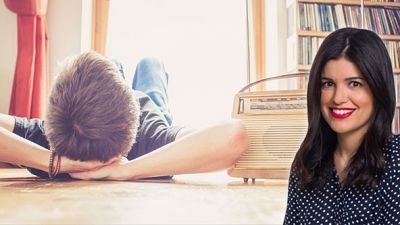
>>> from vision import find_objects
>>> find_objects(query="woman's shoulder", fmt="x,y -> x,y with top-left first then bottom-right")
384,134 -> 400,153
383,134 -> 400,168
381,135 -> 400,195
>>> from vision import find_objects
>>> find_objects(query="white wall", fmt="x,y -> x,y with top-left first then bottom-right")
265,0 -> 287,76
0,0 -> 91,114
265,0 -> 290,90
106,0 -> 247,127
245,0 -> 289,91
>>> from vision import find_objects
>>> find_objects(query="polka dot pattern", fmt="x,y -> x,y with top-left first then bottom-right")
284,135 -> 400,225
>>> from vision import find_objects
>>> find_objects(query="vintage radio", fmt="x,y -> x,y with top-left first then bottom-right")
228,73 -> 309,182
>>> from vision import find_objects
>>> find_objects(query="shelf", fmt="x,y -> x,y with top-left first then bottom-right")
380,35 -> 400,40
298,30 -> 400,40
298,64 -> 399,73
298,0 -> 400,7
297,30 -> 330,37
298,0 -> 361,5
298,64 -> 311,71
364,1 -> 400,7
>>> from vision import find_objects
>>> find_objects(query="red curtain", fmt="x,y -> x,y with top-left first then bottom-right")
4,0 -> 49,119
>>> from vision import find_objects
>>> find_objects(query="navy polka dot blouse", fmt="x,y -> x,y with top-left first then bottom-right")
284,135 -> 400,225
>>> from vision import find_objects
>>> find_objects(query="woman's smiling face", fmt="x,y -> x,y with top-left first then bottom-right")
320,57 -> 374,138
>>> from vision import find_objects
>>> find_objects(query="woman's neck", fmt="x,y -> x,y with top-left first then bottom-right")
335,131 -> 365,182
336,134 -> 362,158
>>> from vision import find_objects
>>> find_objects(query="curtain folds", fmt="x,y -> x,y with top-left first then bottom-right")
4,0 -> 49,119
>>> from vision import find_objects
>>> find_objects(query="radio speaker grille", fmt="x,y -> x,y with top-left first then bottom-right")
228,88 -> 308,181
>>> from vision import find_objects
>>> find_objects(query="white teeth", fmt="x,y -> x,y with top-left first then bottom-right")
332,109 -> 354,115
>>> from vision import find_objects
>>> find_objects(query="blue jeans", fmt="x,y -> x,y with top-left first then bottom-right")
113,58 -> 172,125
132,58 -> 173,125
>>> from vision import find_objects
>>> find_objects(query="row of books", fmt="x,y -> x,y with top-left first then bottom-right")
299,3 -> 400,35
386,41 -> 400,68
298,36 -> 400,68
365,7 -> 400,35
298,36 -> 324,65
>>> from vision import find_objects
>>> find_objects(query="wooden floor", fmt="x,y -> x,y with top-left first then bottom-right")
0,168 -> 289,224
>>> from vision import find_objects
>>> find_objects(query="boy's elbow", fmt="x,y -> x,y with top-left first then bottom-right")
223,119 -> 249,165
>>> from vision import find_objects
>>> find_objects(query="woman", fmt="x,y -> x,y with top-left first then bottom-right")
284,28 -> 400,224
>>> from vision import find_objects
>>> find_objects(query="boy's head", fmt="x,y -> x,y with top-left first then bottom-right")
44,51 -> 140,162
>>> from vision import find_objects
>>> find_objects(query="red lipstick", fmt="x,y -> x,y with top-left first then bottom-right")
330,108 -> 355,119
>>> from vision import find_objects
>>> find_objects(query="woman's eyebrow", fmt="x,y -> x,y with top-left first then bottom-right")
320,76 -> 365,81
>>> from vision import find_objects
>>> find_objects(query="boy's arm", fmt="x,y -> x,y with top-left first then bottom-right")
0,113 -> 15,132
70,119 -> 249,180
0,114 -> 19,167
0,114 -> 50,170
0,113 -> 110,173
0,125 -> 50,171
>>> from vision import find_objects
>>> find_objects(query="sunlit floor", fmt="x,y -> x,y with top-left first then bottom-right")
0,168 -> 288,224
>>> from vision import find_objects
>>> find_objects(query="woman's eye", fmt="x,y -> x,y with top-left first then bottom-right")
350,81 -> 362,87
321,81 -> 333,88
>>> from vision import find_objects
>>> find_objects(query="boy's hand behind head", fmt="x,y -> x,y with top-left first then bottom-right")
45,52 -> 140,162
59,155 -> 121,173
69,157 -> 129,180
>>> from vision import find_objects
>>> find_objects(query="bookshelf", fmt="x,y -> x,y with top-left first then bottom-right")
286,0 -> 400,132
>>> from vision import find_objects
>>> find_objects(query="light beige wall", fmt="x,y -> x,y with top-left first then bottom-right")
0,2 -> 17,114
0,0 -> 91,114
47,0 -> 92,85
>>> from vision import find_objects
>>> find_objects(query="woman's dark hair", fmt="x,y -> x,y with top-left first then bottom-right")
292,28 -> 395,190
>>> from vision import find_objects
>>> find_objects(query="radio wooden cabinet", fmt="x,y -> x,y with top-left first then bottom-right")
228,74 -> 308,182
229,89 -> 307,181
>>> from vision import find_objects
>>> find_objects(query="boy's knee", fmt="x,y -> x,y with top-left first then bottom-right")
137,58 -> 164,70
134,57 -> 169,86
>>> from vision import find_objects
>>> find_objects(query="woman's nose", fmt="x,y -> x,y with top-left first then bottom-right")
332,86 -> 348,105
